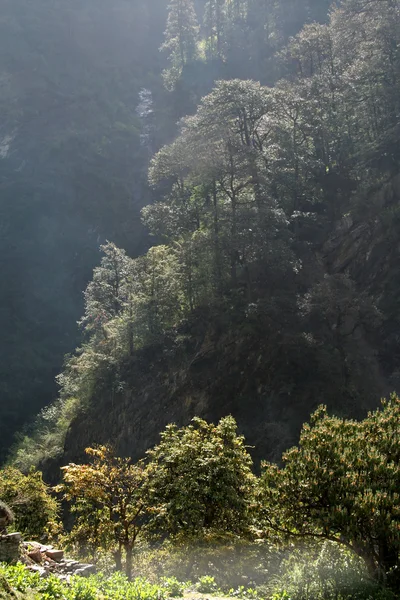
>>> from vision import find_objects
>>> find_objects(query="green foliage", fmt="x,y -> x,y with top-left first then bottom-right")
260,396 -> 400,583
0,468 -> 59,540
145,416 -> 256,540
126,537 -> 278,590
21,0 -> 399,477
8,398 -> 82,472
58,446 -> 149,579
267,542 -> 399,600
0,501 -> 14,532
0,564 -> 169,600
84,573 -> 166,600
0,562 -> 67,599
0,0 -> 165,463
196,576 -> 218,593
160,577 -> 185,597
58,417 -> 256,574
161,0 -> 200,89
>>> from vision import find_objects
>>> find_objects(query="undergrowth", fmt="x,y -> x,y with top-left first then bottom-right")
1,540 -> 400,600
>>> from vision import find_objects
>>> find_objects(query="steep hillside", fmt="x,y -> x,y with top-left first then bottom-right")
1,0 -> 333,461
7,0 -> 400,475
58,204 -> 394,473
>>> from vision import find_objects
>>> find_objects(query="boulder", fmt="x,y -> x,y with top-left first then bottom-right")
63,560 -> 81,572
45,549 -> 64,562
0,532 -> 21,563
27,548 -> 42,563
27,565 -> 49,578
74,564 -> 96,577
24,541 -> 40,547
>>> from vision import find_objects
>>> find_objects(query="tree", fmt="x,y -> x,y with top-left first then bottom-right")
260,396 -> 400,585
0,467 -> 60,540
203,0 -> 226,60
145,416 -> 256,540
161,0 -> 199,89
130,245 -> 186,340
149,79 -> 294,295
58,446 -> 148,579
80,242 -> 132,340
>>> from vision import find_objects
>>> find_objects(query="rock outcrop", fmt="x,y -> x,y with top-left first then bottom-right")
21,541 -> 96,579
0,534 -> 96,580
0,533 -> 21,564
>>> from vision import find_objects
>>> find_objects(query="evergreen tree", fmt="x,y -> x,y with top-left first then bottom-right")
203,0 -> 226,60
161,0 -> 200,89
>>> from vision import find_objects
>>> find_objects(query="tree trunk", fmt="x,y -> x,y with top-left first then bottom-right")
231,194 -> 237,286
128,300 -> 134,356
378,540 -> 399,583
113,545 -> 122,572
125,544 -> 133,580
212,181 -> 222,295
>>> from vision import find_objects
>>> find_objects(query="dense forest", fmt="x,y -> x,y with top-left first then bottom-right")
2,0 -> 400,598
4,0 -> 400,470
1,0 -> 341,461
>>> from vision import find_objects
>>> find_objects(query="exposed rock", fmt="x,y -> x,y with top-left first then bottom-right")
10,534 -> 95,580
45,549 -> 64,562
73,564 -> 96,577
27,548 -> 42,563
23,541 -> 41,548
0,502 -> 14,534
0,533 -> 21,564
27,565 -> 49,578
62,560 -> 81,572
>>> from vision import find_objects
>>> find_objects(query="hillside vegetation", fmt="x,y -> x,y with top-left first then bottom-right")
8,0 -> 400,470
2,1 -> 400,597
3,402 -> 400,597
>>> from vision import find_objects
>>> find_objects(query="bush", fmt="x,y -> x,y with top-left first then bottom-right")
0,564 -> 167,600
196,576 -> 218,594
0,467 -> 60,539
130,539 -> 278,590
160,577 -> 185,597
9,397 -> 82,473
145,416 -> 256,542
261,396 -> 400,583
267,542 -> 400,600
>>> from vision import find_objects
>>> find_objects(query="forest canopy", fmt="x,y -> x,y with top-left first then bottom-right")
2,1 -> 400,597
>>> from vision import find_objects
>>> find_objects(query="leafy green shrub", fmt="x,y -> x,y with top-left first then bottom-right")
196,576 -> 218,594
267,542 -> 399,600
161,577 -> 185,597
146,416 -> 256,542
0,564 -> 167,600
69,577 -> 98,600
271,592 -> 290,600
127,539 -> 278,590
0,467 -> 60,539
261,396 -> 400,583
227,586 -> 259,599
92,572 -> 166,600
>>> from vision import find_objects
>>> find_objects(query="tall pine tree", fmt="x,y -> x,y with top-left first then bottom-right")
161,0 -> 199,89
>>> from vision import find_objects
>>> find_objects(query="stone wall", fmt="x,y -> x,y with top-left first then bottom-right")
0,533 -> 21,563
